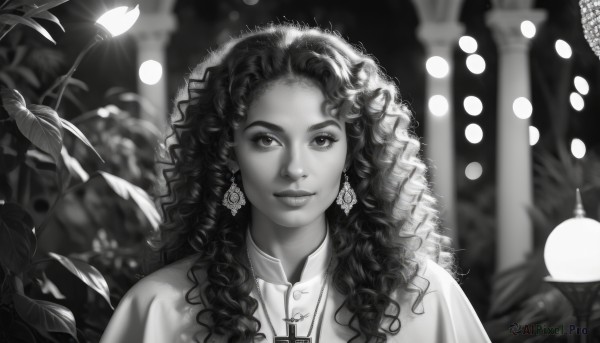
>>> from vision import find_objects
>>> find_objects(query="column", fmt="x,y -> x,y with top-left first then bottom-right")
130,13 -> 177,132
486,9 -> 546,271
417,22 -> 464,245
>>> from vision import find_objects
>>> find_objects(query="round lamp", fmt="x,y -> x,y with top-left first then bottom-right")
544,189 -> 600,282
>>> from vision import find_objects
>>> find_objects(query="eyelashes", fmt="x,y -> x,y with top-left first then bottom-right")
312,133 -> 339,149
249,132 -> 340,150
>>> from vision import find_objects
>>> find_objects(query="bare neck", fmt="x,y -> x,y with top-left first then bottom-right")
250,214 -> 327,284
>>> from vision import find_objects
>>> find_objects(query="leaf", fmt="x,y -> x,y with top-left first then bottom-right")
1,0 -> 43,10
66,77 -> 88,92
0,14 -> 55,44
0,202 -> 35,274
47,252 -> 113,309
60,147 -> 88,182
36,272 -> 66,300
99,171 -> 161,231
25,149 -> 56,171
1,89 -> 63,164
12,293 -> 77,340
9,45 -> 27,67
60,118 -> 104,163
23,0 -> 69,18
14,66 -> 40,88
0,71 -> 16,88
29,10 -> 64,32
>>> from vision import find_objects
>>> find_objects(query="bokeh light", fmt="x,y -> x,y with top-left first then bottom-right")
139,60 -> 163,85
465,123 -> 483,144
459,36 -> 478,53
512,97 -> 532,119
428,95 -> 449,116
569,92 -> 584,111
529,126 -> 540,146
465,162 -> 483,180
571,138 -> 586,159
555,39 -> 572,59
463,96 -> 483,116
466,54 -> 486,74
574,76 -> 589,95
426,56 -> 450,78
520,20 -> 536,38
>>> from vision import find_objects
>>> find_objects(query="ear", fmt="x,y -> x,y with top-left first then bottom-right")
344,154 -> 352,172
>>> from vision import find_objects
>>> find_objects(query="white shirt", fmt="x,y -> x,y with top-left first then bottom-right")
100,230 -> 491,342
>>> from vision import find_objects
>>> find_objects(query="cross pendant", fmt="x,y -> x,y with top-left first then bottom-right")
274,323 -> 311,343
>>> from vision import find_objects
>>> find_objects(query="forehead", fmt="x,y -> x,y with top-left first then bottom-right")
243,78 -> 342,128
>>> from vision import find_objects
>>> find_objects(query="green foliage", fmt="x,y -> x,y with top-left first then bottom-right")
0,1 -> 161,342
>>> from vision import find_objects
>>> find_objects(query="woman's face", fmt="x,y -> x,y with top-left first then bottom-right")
233,78 -> 347,228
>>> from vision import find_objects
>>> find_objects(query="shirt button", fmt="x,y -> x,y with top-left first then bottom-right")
293,290 -> 303,300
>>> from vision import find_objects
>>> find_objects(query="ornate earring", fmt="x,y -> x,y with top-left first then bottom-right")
223,174 -> 246,216
336,170 -> 357,215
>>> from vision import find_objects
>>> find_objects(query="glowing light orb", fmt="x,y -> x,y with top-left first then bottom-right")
571,138 -> 586,159
139,60 -> 163,85
512,97 -> 532,119
465,162 -> 483,180
520,20 -> 536,38
555,39 -> 572,59
459,36 -> 478,53
428,95 -> 449,116
466,54 -> 486,74
463,96 -> 483,116
426,56 -> 449,78
529,126 -> 540,146
570,92 -> 584,111
465,123 -> 483,144
574,76 -> 589,95
545,213 -> 600,282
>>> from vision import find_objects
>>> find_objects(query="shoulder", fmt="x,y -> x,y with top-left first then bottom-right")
100,255 -> 212,343
389,259 -> 491,343
126,255 -> 202,302
409,258 -> 470,310
420,258 -> 457,292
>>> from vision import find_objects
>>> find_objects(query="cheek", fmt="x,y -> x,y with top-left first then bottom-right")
233,146 -> 276,192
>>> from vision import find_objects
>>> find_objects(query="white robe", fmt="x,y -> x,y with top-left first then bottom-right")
100,231 -> 491,342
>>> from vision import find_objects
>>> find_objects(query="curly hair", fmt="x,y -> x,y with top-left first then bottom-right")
153,24 -> 453,343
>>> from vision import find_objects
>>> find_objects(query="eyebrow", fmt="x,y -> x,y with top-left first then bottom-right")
243,120 -> 342,132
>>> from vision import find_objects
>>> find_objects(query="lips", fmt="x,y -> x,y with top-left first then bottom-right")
274,190 -> 315,197
274,190 -> 314,207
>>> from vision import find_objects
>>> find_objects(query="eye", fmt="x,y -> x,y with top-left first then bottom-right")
312,134 -> 338,149
251,134 -> 280,148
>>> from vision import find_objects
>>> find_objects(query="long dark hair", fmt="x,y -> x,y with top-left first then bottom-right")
153,24 -> 453,343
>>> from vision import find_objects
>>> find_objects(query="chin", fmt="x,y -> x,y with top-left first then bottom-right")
264,207 -> 325,229
271,213 -> 317,228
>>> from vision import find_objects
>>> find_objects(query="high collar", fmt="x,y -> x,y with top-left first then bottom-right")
246,227 -> 332,285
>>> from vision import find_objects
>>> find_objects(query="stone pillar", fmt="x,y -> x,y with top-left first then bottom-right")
486,9 -> 546,271
417,22 -> 464,245
130,13 -> 177,131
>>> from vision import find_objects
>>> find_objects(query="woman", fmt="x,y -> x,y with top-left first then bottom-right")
100,25 -> 491,343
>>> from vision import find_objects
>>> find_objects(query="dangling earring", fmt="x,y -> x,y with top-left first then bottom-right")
223,174 -> 246,216
336,170 -> 356,215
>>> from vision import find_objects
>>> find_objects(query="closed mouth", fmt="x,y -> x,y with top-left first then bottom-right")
274,190 -> 315,197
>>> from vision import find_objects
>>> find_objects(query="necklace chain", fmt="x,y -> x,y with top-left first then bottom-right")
246,248 -> 332,339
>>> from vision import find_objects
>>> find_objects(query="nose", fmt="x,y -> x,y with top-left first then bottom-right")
280,146 -> 307,180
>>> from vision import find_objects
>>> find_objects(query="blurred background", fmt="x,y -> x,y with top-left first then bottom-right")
1,0 -> 600,342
